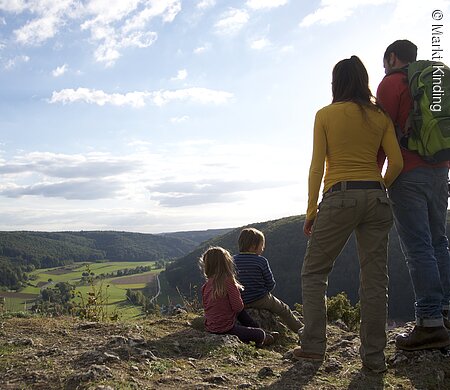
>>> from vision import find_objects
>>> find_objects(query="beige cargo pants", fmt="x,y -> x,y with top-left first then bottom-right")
301,187 -> 393,369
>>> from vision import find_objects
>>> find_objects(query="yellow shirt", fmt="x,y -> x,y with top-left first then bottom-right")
306,101 -> 403,220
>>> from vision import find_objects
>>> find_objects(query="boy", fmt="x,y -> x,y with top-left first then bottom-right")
233,227 -> 303,334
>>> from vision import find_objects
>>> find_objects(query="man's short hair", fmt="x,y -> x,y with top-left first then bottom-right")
384,39 -> 417,63
238,228 -> 265,252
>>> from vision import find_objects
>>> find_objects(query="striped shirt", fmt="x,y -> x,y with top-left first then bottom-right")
201,277 -> 244,333
233,253 -> 276,304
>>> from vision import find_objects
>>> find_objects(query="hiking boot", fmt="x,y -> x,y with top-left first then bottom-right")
259,332 -> 274,347
292,346 -> 324,362
362,362 -> 387,374
395,325 -> 450,351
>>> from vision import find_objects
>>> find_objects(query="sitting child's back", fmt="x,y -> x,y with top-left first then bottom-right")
234,228 -> 303,334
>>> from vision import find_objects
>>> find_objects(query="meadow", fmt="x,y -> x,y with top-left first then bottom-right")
0,261 -> 160,319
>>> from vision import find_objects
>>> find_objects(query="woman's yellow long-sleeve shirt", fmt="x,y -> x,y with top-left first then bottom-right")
306,101 -> 403,220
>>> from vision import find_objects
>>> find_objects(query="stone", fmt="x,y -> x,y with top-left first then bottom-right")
258,366 -> 276,378
206,374 -> 229,384
9,338 -> 34,346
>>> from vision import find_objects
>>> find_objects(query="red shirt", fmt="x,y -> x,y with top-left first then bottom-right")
202,277 -> 244,333
377,71 -> 448,171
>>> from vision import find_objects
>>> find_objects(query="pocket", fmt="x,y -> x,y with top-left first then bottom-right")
321,197 -> 357,226
389,179 -> 427,210
375,196 -> 393,223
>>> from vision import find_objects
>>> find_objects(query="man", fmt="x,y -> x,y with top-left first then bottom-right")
377,39 -> 450,351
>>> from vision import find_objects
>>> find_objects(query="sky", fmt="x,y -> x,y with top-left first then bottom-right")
0,0 -> 449,233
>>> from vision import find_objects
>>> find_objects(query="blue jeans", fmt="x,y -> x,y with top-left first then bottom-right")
389,167 -> 450,326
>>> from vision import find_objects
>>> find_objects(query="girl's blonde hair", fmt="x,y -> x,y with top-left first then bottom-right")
199,246 -> 243,299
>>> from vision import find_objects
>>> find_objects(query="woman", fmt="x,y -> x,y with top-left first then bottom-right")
294,56 -> 403,373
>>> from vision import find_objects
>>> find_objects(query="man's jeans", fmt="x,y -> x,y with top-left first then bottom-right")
389,167 -> 450,326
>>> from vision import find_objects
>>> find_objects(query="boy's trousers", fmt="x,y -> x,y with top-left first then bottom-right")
245,292 -> 303,332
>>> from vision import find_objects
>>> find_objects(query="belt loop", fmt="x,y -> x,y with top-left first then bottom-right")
342,181 -> 347,191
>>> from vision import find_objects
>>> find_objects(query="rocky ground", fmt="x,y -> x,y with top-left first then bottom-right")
1,312 -> 450,390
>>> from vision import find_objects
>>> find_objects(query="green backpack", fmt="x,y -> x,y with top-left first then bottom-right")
403,60 -> 450,162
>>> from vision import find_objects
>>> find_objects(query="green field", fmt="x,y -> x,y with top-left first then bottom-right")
1,261 -> 160,319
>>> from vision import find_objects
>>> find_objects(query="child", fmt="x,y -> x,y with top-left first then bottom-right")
200,246 -> 274,346
234,228 -> 303,334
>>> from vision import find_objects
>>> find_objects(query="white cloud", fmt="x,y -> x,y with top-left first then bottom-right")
52,64 -> 68,77
93,30 -> 158,66
49,87 -> 234,107
151,88 -> 234,106
4,55 -> 29,70
193,44 -> 210,54
4,0 -> 180,65
121,0 -> 181,33
171,69 -> 188,81
148,179 -> 291,207
0,0 -> 28,13
1,179 -> 124,200
0,16 -> 6,25
49,88 -> 151,108
300,0 -> 393,27
11,0 -> 77,45
250,38 -> 270,50
246,0 -> 289,10
15,14 -> 61,45
280,45 -> 294,53
82,0 -> 180,65
197,0 -> 216,9
215,8 -> 249,35
170,115 -> 190,123
0,151 -> 141,178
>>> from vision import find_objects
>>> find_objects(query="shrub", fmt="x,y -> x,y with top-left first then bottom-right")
327,292 -> 360,330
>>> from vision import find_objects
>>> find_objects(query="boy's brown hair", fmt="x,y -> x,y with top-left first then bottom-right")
238,228 -> 265,252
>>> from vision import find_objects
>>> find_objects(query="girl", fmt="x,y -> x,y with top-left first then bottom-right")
296,56 -> 403,373
200,246 -> 274,346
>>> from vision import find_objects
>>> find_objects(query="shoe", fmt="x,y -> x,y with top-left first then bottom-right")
269,331 -> 280,342
362,362 -> 387,374
259,332 -> 274,347
292,346 -> 324,361
395,325 -> 450,351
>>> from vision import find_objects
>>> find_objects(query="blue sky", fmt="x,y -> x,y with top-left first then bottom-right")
0,0 -> 449,233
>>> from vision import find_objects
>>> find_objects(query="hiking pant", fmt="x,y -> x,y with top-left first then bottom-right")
388,167 -> 450,326
245,293 -> 303,332
301,187 -> 392,368
222,310 -> 265,345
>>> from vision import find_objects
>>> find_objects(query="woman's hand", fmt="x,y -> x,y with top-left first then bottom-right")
303,218 -> 315,237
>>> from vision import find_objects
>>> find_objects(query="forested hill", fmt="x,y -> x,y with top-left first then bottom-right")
159,228 -> 233,246
163,215 -> 418,322
0,230 -> 223,289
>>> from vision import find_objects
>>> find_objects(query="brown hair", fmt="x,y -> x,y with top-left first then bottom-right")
238,228 -> 265,252
332,55 -> 386,117
383,39 -> 417,63
199,246 -> 243,299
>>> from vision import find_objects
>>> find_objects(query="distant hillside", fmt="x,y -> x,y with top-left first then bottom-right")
159,228 -> 233,246
163,215 -> 417,322
0,230 -> 200,290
